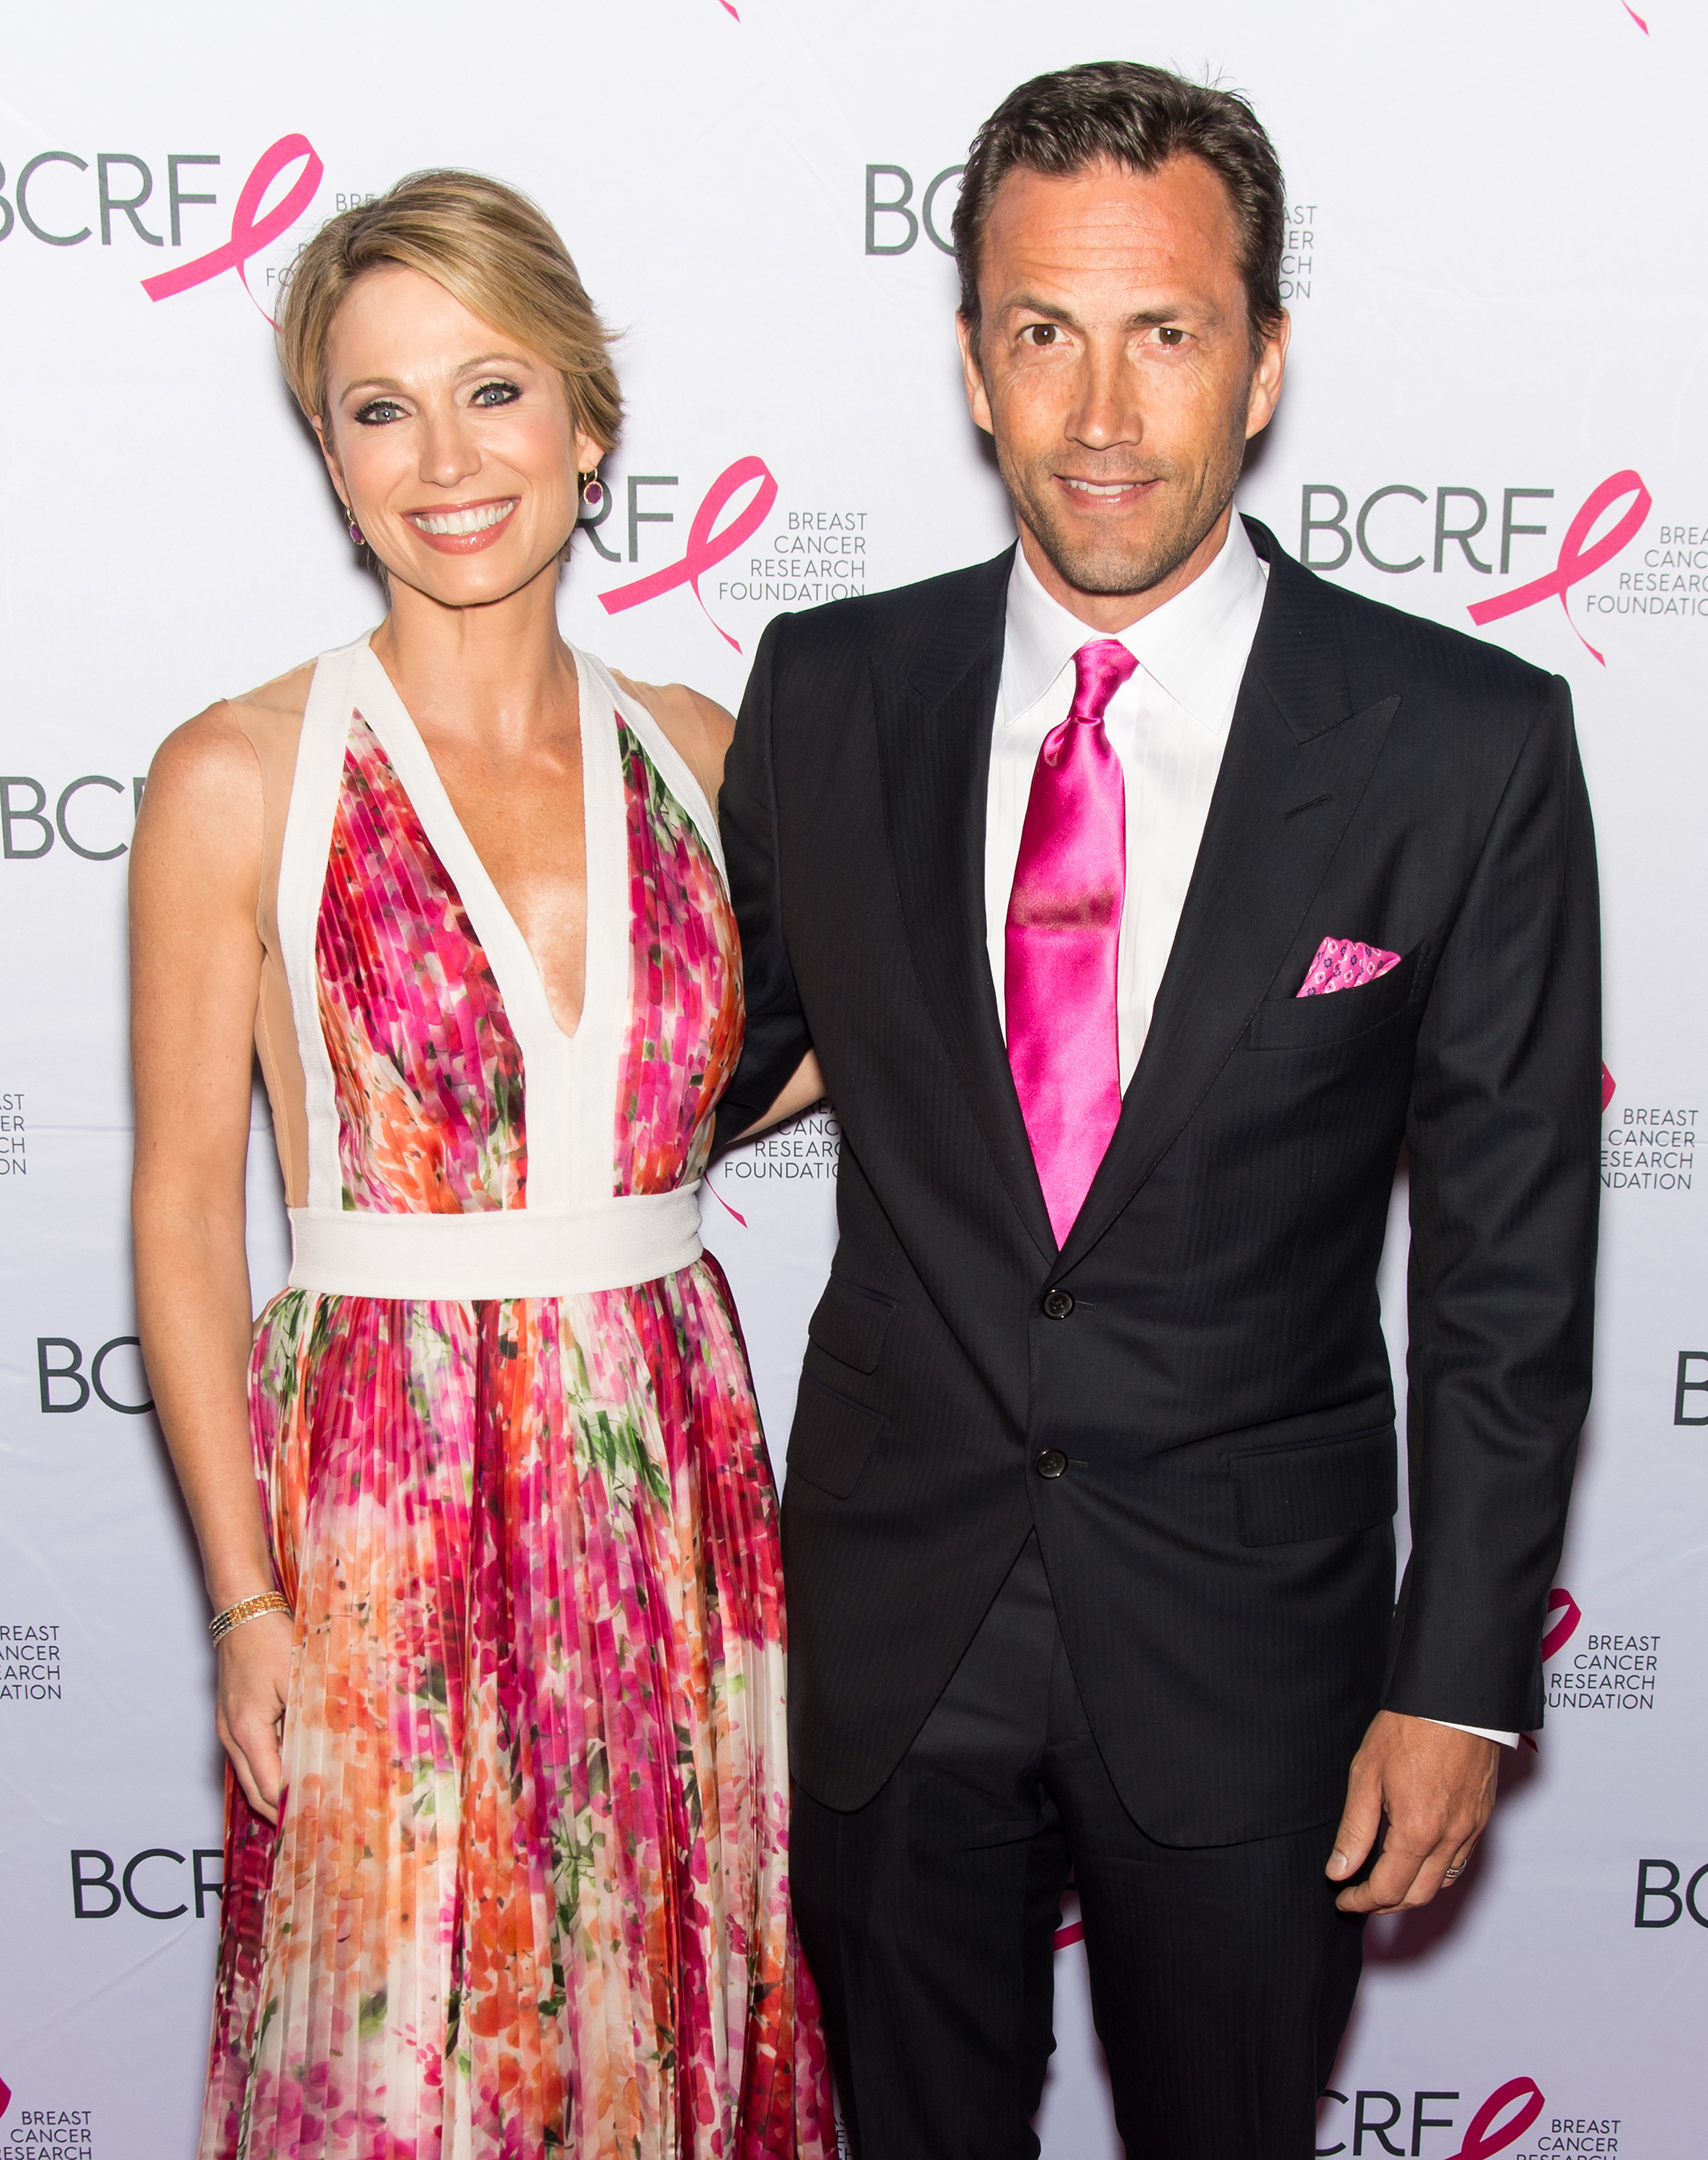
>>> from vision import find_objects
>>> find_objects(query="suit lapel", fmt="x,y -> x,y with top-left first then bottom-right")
873,552 -> 1056,1259
1057,529 -> 1400,1272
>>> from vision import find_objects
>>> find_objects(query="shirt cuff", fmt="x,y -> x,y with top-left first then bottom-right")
1426,1717 -> 1519,1747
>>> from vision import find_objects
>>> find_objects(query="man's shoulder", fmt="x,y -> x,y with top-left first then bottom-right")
764,549 -> 1012,680
1261,525 -> 1560,726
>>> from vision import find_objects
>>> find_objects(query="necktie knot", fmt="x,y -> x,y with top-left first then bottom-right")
1070,638 -> 1139,724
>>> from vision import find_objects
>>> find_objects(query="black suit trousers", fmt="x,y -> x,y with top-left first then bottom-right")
791,1537 -> 1365,2160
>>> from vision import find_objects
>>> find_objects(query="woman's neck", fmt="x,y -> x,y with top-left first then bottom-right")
369,556 -> 579,750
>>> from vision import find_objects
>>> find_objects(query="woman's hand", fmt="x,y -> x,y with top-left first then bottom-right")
215,1611 -> 294,1823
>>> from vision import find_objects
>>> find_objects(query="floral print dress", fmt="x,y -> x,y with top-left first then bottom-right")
199,637 -> 830,2160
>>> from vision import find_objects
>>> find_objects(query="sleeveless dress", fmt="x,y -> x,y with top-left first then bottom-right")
199,636 -> 831,2160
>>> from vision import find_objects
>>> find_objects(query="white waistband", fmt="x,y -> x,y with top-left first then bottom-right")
287,1185 -> 704,1300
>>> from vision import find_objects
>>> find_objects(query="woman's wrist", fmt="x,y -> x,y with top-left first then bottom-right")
210,1590 -> 292,1644
205,1554 -> 280,1613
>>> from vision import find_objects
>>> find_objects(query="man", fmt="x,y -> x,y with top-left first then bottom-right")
716,60 -> 1598,2160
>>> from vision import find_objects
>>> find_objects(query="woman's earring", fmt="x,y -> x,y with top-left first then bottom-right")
579,469 -> 605,516
348,518 -> 365,546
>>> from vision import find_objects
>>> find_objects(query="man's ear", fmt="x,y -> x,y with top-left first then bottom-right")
312,414 -> 350,515
955,312 -> 995,438
1244,310 -> 1290,442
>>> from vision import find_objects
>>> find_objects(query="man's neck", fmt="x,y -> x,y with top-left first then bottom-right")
1016,501 -> 1235,634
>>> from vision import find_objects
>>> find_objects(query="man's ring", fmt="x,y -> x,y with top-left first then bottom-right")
1443,1864 -> 1465,1884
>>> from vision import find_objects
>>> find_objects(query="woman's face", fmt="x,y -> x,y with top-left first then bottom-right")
316,261 -> 601,607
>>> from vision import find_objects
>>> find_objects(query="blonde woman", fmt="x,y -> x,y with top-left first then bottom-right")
130,173 -> 829,2159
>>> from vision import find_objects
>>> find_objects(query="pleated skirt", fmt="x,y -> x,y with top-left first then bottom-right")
199,1256 -> 831,2160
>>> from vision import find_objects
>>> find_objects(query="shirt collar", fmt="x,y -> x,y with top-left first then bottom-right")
1002,510 -> 1269,734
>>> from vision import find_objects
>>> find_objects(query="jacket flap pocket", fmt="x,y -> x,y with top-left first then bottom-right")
1230,1423 -> 1397,1547
806,1277 -> 898,1375
1244,945 -> 1423,1051
789,1374 -> 885,1499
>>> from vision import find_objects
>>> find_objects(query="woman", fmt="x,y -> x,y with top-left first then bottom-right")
130,171 -> 829,2159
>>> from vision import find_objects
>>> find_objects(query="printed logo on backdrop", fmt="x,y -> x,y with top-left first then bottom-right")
1,776 -> 145,864
1280,203 -> 1318,302
1599,1069 -> 1695,1196
1,1624 -> 62,1704
585,464 -> 871,652
1542,1588 -> 1661,1714
1299,474 -> 1671,664
70,1847 -> 223,1921
1634,1857 -> 1708,1928
35,1336 -> 153,1416
1674,1351 -> 1708,1426
863,164 -> 962,256
706,1103 -> 840,1225
0,2085 -> 95,2160
0,134 -> 325,323
0,1091 -> 22,1178
1316,2077 -> 1548,2159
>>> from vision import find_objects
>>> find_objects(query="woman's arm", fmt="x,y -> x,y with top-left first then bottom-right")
640,678 -> 832,1141
732,1051 -> 827,1141
130,710 -> 291,1822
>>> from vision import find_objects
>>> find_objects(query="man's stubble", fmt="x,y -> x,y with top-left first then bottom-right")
992,402 -> 1250,600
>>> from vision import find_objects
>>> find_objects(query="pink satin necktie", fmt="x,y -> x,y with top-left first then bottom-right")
1005,637 -> 1138,1246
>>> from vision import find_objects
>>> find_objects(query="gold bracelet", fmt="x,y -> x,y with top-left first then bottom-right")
208,1591 -> 291,1644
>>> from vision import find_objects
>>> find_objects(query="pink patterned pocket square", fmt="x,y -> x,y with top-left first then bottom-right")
1297,937 -> 1401,998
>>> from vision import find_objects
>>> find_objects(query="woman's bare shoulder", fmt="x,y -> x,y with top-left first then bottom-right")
613,672 -> 736,804
142,660 -> 315,829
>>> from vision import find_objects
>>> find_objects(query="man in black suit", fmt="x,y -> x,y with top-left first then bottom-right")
716,60 -> 1598,2160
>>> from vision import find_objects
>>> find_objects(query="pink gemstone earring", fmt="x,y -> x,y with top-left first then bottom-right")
579,469 -> 605,516
348,518 -> 365,546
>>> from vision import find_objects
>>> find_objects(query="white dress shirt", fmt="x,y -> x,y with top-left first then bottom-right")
984,516 -> 1516,1752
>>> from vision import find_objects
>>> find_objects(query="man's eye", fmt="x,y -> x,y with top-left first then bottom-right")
1022,324 -> 1060,347
354,399 -> 405,426
1156,326 -> 1186,347
472,379 -> 521,407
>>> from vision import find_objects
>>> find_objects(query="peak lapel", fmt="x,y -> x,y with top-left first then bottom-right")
873,555 -> 1056,1260
1057,535 -> 1400,1272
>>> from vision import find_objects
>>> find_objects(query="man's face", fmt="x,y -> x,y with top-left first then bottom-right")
958,154 -> 1287,624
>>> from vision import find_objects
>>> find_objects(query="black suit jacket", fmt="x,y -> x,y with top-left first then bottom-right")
714,518 -> 1599,1845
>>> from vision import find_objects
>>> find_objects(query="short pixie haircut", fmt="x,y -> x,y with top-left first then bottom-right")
277,168 -> 621,449
953,61 -> 1287,363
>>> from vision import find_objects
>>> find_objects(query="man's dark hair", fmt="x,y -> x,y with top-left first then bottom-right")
952,60 -> 1287,361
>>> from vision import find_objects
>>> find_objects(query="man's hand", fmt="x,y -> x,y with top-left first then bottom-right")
1327,1710 -> 1500,1914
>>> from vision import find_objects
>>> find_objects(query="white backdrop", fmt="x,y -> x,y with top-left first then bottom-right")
1,4 -> 1704,2155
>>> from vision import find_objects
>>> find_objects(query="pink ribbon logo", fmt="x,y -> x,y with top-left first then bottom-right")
1467,470 -> 1650,665
599,456 -> 778,651
704,1174 -> 747,1228
0,2075 -> 10,2117
141,134 -> 323,322
1542,1587 -> 1582,1663
1622,3 -> 1648,30
1444,2077 -> 1545,2160
1601,1063 -> 1617,1112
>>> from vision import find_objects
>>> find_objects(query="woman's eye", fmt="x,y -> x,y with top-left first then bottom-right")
354,398 -> 405,426
472,379 -> 522,408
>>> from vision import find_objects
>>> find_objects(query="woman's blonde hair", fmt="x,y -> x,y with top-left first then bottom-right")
277,169 -> 621,451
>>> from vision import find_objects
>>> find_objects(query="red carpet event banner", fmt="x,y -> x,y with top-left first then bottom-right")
1,1 -> 1702,2152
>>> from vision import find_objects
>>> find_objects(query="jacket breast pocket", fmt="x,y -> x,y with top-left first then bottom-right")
788,1374 -> 885,1499
1244,945 -> 1424,1052
1228,1423 -> 1398,1546
806,1276 -> 898,1375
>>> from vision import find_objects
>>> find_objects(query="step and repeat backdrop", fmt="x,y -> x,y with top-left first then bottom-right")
1,1 -> 1704,2154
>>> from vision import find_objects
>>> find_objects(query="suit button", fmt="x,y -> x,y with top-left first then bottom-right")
1033,1449 -> 1069,1480
1042,1289 -> 1074,1319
